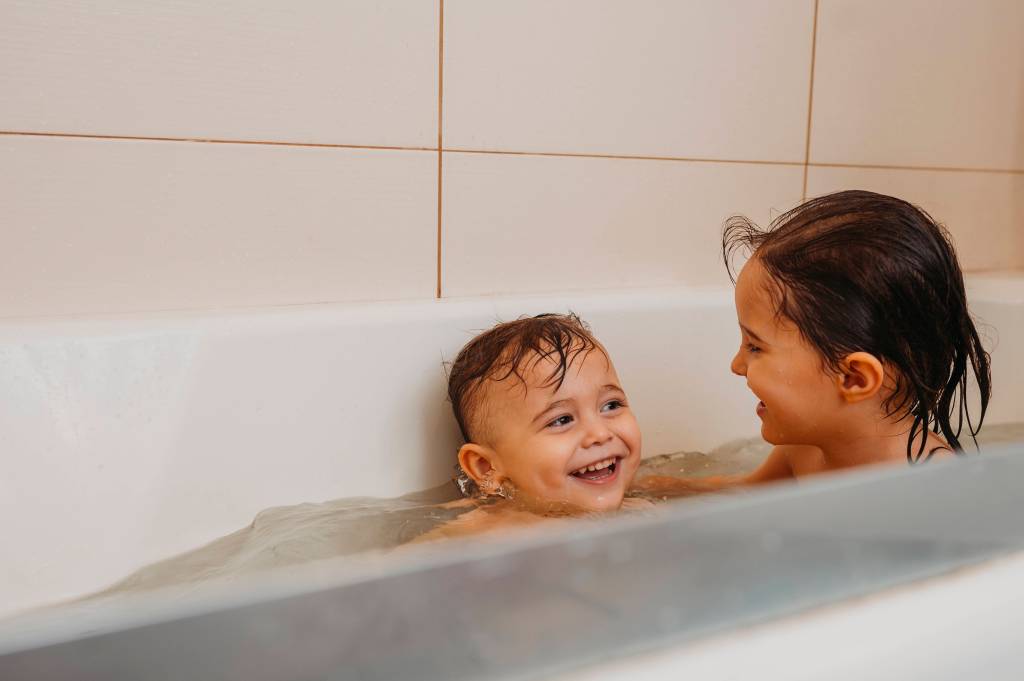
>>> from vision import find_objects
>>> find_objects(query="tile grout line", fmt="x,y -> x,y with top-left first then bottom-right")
437,151 -> 1024,174
802,0 -> 820,201
436,0 -> 445,300
443,147 -> 805,167
810,161 -> 1024,176
0,130 -> 435,153
3,131 -> 1021,176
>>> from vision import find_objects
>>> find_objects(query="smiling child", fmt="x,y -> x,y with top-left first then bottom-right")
416,313 -> 646,541
638,190 -> 992,494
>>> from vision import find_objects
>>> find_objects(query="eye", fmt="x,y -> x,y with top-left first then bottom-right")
546,414 -> 573,428
601,399 -> 625,413
745,343 -> 762,354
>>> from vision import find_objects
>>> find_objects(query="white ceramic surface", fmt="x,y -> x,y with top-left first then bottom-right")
442,152 -> 803,296
444,0 -> 815,161
811,0 -> 1024,170
556,552 -> 1024,681
0,0 -> 439,147
0,136 -> 438,318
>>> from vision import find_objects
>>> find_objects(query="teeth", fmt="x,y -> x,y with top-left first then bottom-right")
573,457 -> 617,475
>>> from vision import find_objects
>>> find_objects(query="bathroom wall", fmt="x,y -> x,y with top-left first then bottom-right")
1,0 -> 1022,318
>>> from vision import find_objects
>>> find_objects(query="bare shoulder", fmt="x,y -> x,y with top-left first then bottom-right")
924,431 -> 956,460
407,507 -> 491,544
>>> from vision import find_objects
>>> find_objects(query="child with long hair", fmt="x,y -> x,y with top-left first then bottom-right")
641,190 -> 991,492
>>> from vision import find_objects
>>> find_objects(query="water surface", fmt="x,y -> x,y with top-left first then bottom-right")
92,423 -> 1024,599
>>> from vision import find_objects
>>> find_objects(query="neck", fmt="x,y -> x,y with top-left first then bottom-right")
815,412 -> 930,469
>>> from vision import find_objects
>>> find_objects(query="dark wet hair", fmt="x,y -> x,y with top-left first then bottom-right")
723,190 -> 991,462
446,312 -> 599,443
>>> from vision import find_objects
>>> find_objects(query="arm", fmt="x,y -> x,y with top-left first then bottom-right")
631,446 -> 795,497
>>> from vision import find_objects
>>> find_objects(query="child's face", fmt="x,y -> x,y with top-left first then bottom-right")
730,259 -> 843,446
481,347 -> 642,513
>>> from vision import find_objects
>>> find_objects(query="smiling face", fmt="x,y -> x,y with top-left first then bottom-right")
730,258 -> 844,446
469,347 -> 642,513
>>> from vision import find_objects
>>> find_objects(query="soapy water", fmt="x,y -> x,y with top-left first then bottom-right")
89,423 -> 1024,600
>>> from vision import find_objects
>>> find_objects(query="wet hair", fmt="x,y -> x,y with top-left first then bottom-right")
446,312 -> 599,444
723,190 -> 991,462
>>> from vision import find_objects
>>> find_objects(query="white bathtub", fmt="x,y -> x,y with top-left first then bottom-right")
3,273 -> 1023,619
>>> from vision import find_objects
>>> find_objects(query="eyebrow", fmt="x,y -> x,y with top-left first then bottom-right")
740,324 -> 766,344
531,384 -> 624,424
532,398 -> 572,425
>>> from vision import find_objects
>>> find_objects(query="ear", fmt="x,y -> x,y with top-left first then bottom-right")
457,443 -> 502,485
836,352 -> 885,403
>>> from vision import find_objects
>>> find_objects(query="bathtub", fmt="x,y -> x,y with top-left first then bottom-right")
3,425 -> 1024,680
2,273 -> 1023,627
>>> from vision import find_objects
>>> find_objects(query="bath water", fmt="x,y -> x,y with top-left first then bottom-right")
90,423 -> 1024,600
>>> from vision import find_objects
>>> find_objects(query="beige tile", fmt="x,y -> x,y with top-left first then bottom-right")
444,0 -> 814,162
0,1 -> 438,147
806,166 -> 1024,271
442,153 -> 804,296
0,136 -> 437,317
811,0 -> 1024,170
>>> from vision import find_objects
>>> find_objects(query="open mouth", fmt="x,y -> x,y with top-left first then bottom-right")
569,456 -> 622,484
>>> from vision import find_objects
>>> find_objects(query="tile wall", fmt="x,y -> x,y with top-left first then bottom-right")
1,0 -> 1021,316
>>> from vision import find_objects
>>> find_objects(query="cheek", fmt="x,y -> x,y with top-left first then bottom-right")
510,436 -> 573,486
620,417 -> 642,455
748,365 -> 812,430
791,364 -> 837,406
750,358 -> 813,399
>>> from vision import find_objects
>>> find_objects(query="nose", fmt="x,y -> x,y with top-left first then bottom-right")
730,348 -> 746,377
581,416 -> 614,449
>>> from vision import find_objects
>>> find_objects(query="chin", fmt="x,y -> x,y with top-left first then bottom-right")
577,490 -> 625,513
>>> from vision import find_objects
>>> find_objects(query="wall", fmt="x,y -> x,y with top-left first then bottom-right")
1,0 -> 1022,318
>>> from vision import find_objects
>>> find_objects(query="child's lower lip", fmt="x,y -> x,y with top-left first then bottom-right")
756,401 -> 767,417
569,458 -> 622,485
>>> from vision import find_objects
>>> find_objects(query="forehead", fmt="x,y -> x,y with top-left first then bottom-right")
735,259 -> 773,314
489,346 -> 614,406
735,258 -> 798,334
465,344 -> 613,443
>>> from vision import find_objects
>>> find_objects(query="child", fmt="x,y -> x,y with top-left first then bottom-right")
81,314 -> 641,599
415,313 -> 646,541
639,190 -> 991,494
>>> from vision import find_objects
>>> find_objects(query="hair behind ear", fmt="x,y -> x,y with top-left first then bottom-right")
723,190 -> 992,462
